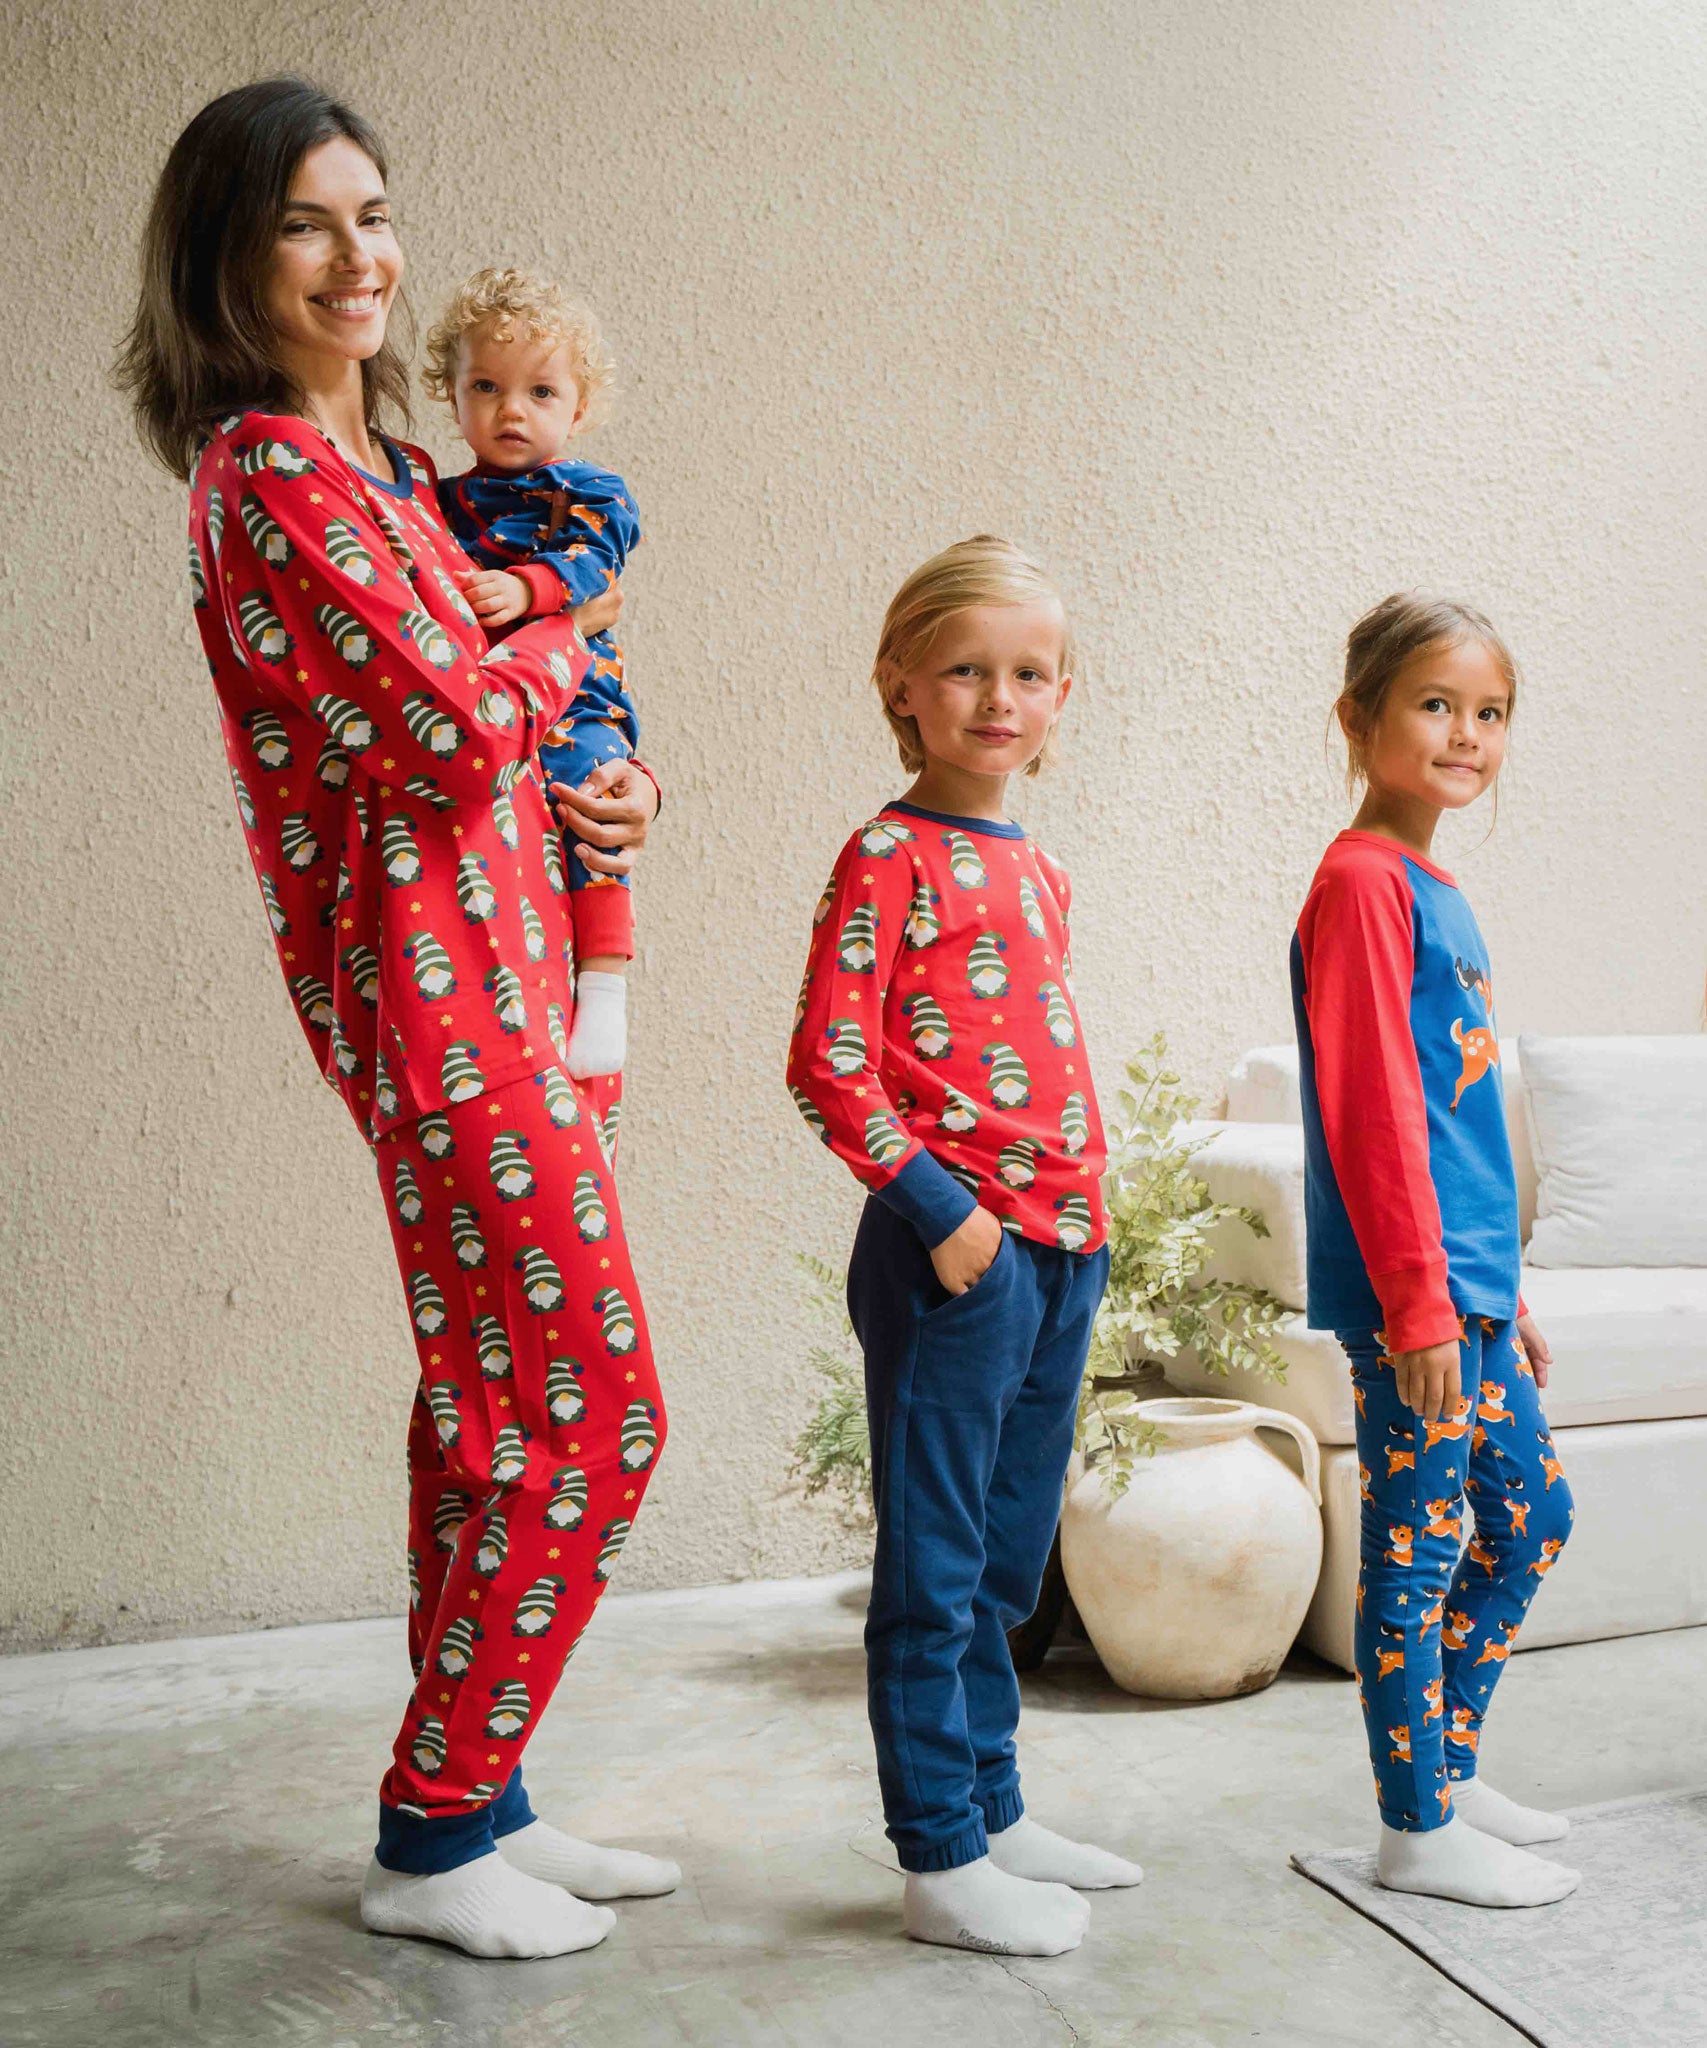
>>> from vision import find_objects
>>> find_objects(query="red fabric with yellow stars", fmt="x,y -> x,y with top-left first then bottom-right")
376,1068 -> 665,1817
188,411 -> 596,1143
788,803 -> 1108,1254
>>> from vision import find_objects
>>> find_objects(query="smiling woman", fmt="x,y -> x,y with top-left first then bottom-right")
115,77 -> 674,1962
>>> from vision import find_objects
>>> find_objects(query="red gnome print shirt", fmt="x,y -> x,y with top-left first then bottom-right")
188,414 -> 598,1141
788,803 -> 1107,1254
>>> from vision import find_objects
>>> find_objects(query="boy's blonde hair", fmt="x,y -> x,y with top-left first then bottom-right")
421,266 -> 615,425
873,536 -> 1075,779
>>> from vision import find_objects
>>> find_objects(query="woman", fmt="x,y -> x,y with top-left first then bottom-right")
119,78 -> 673,1960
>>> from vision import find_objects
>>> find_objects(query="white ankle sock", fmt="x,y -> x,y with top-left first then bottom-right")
903,1857 -> 1090,1956
1375,1818 -> 1578,1908
1451,1777 -> 1569,1846
566,970 -> 627,1078
987,1814 -> 1144,1890
498,1819 -> 680,1899
360,1851 -> 616,1957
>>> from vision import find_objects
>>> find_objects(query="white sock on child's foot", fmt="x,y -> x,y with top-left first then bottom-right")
566,970 -> 627,1079
498,1819 -> 680,1899
903,1857 -> 1090,1956
1376,1818 -> 1578,1908
987,1814 -> 1144,1890
360,1851 -> 616,1957
1450,1777 -> 1569,1846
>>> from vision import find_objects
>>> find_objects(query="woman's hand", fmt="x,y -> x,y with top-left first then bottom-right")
1517,1314 -> 1552,1391
573,583 -> 624,640
930,1206 -> 1005,1298
1392,1339 -> 1462,1422
458,568 -> 531,625
550,756 -> 658,877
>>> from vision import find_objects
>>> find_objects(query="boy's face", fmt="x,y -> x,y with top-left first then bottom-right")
451,328 -> 588,471
891,602 -> 1072,782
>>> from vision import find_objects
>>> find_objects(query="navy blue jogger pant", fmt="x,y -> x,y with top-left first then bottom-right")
847,1197 -> 1109,1873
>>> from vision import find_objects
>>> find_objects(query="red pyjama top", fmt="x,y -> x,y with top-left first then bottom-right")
787,802 -> 1108,1254
189,413 -> 598,1142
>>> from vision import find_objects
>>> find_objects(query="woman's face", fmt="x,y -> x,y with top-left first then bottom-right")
262,135 -> 402,378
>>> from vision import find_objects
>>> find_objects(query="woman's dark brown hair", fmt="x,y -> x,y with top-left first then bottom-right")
1335,592 -> 1519,797
116,77 -> 412,479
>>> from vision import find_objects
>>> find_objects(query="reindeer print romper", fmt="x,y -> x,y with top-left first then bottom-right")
1290,831 -> 1573,1832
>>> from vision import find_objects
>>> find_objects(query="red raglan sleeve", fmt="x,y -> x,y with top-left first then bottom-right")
785,829 -> 979,1248
207,431 -> 591,802
1298,854 -> 1461,1353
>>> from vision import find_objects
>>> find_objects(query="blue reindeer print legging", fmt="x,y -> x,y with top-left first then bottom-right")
1345,1316 -> 1574,1832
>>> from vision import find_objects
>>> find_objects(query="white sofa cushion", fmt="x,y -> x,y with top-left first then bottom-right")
1165,1266 -> 1707,1446
1192,1120 -> 1308,1310
1223,1043 -> 1537,1241
1520,1034 -> 1707,1267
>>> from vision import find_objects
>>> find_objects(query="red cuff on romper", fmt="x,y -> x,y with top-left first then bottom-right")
516,562 -> 571,615
572,883 -> 636,962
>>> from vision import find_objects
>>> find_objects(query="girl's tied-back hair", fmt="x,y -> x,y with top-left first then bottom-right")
116,77 -> 413,481
422,268 -> 615,426
874,536 -> 1077,779
1336,592 -> 1520,798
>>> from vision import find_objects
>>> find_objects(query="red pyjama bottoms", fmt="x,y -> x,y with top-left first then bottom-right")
373,1064 -> 665,1816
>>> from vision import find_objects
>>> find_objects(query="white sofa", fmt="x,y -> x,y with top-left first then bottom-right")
1167,1038 -> 1707,1673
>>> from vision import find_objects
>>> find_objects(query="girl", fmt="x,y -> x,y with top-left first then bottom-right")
119,77 -> 672,1961
1291,593 -> 1578,1908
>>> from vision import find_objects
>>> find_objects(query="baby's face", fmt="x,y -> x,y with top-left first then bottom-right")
452,328 -> 587,471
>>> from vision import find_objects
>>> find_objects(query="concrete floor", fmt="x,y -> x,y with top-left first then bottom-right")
3,1574 -> 1703,2048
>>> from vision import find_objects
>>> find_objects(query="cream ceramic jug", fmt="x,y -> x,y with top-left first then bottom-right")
1061,1396 -> 1324,1700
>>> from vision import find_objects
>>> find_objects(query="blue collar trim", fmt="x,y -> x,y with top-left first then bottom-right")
888,800 -> 1026,841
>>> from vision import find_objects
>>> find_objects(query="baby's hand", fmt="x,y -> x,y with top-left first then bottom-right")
458,569 -> 531,625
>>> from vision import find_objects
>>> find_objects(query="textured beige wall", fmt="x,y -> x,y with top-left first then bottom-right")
3,0 -> 1704,1650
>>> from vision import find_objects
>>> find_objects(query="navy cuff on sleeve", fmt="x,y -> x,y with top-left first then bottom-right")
874,1148 -> 980,1249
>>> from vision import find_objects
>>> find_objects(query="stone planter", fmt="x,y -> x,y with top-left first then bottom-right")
1061,1396 -> 1323,1700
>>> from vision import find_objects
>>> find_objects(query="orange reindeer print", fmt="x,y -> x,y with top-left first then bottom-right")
1506,1495 -> 1530,1539
1422,1677 -> 1443,1723
1510,1331 -> 1534,1379
1538,1434 -> 1567,1490
1423,1400 -> 1472,1452
1437,1785 -> 1454,1822
1455,956 -> 1494,1015
1356,1577 -> 1366,1621
1467,1534 -> 1499,1576
1353,1382 -> 1367,1420
1423,1499 -> 1462,1542
1448,1017 -> 1500,1115
1387,1445 -> 1416,1478
1419,1596 -> 1444,1640
1446,1708 -> 1481,1753
1474,1621 -> 1522,1667
1527,1537 -> 1566,1579
1477,1380 -> 1514,1426
1384,1525 -> 1414,1569
1441,1609 -> 1474,1652
1389,1725 -> 1412,1765
1357,1461 -> 1373,1504
1376,1644 -> 1406,1681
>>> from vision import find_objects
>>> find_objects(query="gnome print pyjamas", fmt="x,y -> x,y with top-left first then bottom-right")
373,1066 -> 665,1868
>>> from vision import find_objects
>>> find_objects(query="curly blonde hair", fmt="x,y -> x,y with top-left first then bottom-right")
421,266 -> 616,424
873,536 -> 1076,779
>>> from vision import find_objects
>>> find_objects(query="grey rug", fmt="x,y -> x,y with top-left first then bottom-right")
1294,1791 -> 1707,2046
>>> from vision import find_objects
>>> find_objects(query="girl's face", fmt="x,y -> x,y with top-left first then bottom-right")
262,136 -> 401,378
451,329 -> 588,472
891,602 -> 1072,781
1352,637 -> 1511,813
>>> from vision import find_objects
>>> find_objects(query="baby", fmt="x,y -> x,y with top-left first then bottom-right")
424,267 -> 641,1077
